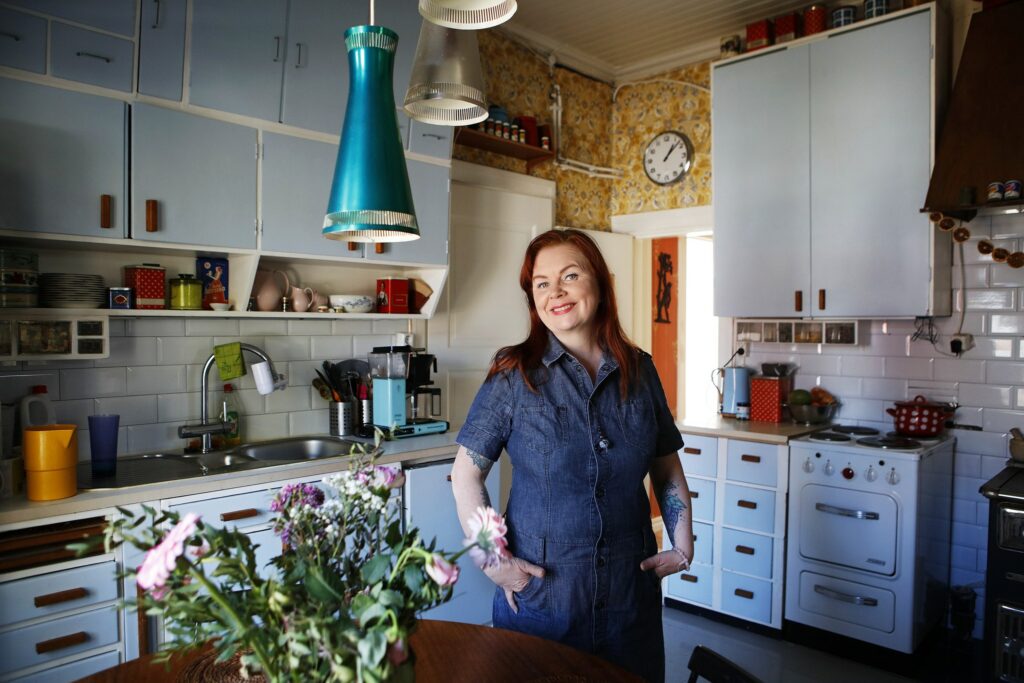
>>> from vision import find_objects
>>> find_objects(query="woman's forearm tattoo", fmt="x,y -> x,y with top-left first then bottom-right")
659,482 -> 689,539
466,448 -> 493,507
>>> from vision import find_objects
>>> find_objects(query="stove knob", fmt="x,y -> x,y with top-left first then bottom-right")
824,460 -> 835,476
865,466 -> 878,482
887,468 -> 900,485
842,466 -> 855,480
803,458 -> 815,473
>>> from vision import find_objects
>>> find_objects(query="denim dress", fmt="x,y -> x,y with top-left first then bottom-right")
457,335 -> 683,683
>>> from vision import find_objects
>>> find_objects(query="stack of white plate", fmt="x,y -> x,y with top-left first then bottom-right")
39,273 -> 107,309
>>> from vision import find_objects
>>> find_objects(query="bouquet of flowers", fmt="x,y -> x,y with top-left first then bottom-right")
93,453 -> 508,683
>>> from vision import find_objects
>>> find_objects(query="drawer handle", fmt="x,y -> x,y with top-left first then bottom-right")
795,290 -> 803,312
151,0 -> 162,29
76,51 -> 111,64
0,31 -> 20,42
690,491 -> 699,499
814,584 -> 878,607
683,447 -> 701,455
735,545 -> 755,556
815,502 -> 879,520
145,199 -> 159,232
294,42 -> 305,68
100,194 -> 112,229
34,587 -> 89,608
273,35 -> 282,62
740,454 -> 761,464
375,243 -> 385,254
347,241 -> 359,251
220,508 -> 259,522
35,631 -> 89,654
680,574 -> 698,583
737,500 -> 757,510
422,133 -> 446,140
818,288 -> 826,311
734,588 -> 755,600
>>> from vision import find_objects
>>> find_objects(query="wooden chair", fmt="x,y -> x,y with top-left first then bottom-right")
686,644 -> 764,683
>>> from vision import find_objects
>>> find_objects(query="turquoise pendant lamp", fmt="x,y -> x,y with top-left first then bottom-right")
324,25 -> 419,243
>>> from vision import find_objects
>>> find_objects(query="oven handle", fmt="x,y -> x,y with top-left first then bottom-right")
815,502 -> 879,520
814,584 -> 878,607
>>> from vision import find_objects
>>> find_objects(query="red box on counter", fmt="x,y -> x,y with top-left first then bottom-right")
376,277 -> 411,314
750,376 -> 793,423
745,19 -> 773,51
123,264 -> 166,309
774,12 -> 802,43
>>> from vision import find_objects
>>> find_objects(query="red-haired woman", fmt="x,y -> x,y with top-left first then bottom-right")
451,229 -> 694,682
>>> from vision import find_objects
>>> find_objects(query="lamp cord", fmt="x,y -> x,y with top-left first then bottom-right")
369,0 -> 374,25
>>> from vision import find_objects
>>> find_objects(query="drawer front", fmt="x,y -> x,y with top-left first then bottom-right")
687,476 -> 716,522
408,120 -> 453,159
720,571 -> 772,624
12,649 -> 119,683
168,488 -> 277,531
0,7 -> 46,73
0,561 -> 117,627
664,562 -> 713,606
51,23 -> 134,92
723,484 -> 776,534
725,440 -> 777,487
691,521 -> 714,565
721,528 -> 773,579
0,606 -> 119,676
679,433 -> 718,478
798,570 -> 895,633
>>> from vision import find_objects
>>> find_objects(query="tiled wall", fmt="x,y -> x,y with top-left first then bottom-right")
1,317 -> 418,458
743,212 -> 1024,637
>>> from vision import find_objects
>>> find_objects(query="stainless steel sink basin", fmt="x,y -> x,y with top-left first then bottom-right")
233,436 -> 372,461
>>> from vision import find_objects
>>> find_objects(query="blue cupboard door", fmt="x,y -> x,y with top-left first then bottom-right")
138,0 -> 186,101
404,458 -> 501,624
0,78 -> 127,238
50,22 -> 134,92
0,7 -> 46,73
188,0 -> 288,122
131,104 -> 257,249
6,0 -> 136,36
365,159 -> 449,266
375,0 -> 424,112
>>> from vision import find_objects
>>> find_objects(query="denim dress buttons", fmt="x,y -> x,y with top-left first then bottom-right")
458,334 -> 683,682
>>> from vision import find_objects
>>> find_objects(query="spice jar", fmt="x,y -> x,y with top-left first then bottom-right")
169,274 -> 202,310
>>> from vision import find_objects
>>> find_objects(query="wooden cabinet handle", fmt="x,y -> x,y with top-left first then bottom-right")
145,199 -> 158,232
36,631 -> 88,654
100,194 -> 112,229
220,508 -> 259,522
795,290 -> 803,312
818,289 -> 826,310
374,243 -> 385,254
347,242 -> 358,251
741,454 -> 761,464
690,491 -> 699,499
734,588 -> 754,600
680,574 -> 698,583
738,499 -> 757,510
683,447 -> 701,455
34,587 -> 88,608
736,545 -> 755,556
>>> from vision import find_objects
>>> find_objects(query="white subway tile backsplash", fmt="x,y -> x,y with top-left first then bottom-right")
935,359 -> 986,383
185,319 -> 240,336
157,392 -> 202,423
333,319 -> 373,335
964,337 -> 1014,359
353,335 -> 398,356
990,266 -> 1024,288
310,335 -> 354,360
981,455 -> 1008,479
954,452 -> 981,478
840,356 -> 885,378
958,383 -> 1013,409
790,354 -> 841,376
61,367 -> 126,399
240,413 -> 288,441
952,522 -> 987,549
983,409 -> 1024,435
264,336 -> 311,362
1017,388 -> 1024,409
372,318 -> 410,334
96,336 -> 157,367
951,545 -> 976,571
954,264 -> 989,289
233,388 -> 266,416
816,376 -> 862,398
129,318 -> 185,337
961,288 -> 1015,310
986,360 -> 1024,384
835,398 -> 885,422
288,409 -> 329,436
961,239 -> 1016,264
239,320 -> 288,336
865,334 -> 910,357
954,429 -> 1009,458
884,357 -> 933,380
94,395 -> 158,426
265,385 -> 311,414
53,399 -> 95,429
287,320 -> 332,336
990,313 -> 1024,335
126,365 -> 185,395
990,213 -> 1024,239
953,497 -> 977,524
126,422 -> 181,453
860,378 -> 908,400
0,372 -> 60,402
75,428 -> 128,461
286,361 -> 323,386
158,336 -> 215,365
108,319 -> 126,337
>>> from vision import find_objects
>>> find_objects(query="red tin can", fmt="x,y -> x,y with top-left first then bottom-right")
804,4 -> 827,35
376,277 -> 410,314
750,376 -> 793,423
123,264 -> 166,309
745,19 -> 773,51
774,12 -> 802,43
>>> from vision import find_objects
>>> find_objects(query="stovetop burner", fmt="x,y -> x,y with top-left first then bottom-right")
808,432 -> 853,442
832,425 -> 881,436
886,431 -> 940,443
857,436 -> 922,450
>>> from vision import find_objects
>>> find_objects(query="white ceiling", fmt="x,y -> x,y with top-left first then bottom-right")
502,0 -> 812,82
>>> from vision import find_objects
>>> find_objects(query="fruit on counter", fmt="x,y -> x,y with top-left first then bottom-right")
788,389 -> 812,406
810,386 -> 837,406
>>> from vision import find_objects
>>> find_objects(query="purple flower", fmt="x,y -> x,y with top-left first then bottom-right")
271,483 -> 325,513
354,465 -> 405,491
137,513 -> 201,598
464,506 -> 509,569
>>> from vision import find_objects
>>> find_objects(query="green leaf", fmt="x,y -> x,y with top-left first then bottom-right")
306,567 -> 344,603
378,589 -> 404,608
357,629 -> 387,667
360,554 -> 390,585
403,565 -> 423,594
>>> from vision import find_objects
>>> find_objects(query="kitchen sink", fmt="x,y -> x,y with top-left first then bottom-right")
233,436 -> 371,461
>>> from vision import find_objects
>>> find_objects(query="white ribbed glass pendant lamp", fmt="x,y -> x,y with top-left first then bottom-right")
418,0 -> 517,30
404,20 -> 487,126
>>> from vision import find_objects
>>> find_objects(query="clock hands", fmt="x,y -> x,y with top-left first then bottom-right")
662,142 -> 678,162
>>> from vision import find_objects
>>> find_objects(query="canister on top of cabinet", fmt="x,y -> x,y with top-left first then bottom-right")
774,12 -> 802,43
804,5 -> 827,34
745,19 -> 773,51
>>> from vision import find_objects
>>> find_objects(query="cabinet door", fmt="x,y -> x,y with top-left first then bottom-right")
375,0 -> 425,110
404,458 -> 500,624
280,0 -> 362,135
366,159 -> 449,266
712,46 -> 811,318
131,104 -> 257,249
810,12 -> 933,317
262,132 -> 364,256
0,7 -> 46,73
138,0 -> 186,101
188,0 -> 288,122
7,0 -> 136,36
50,22 -> 134,92
0,78 -> 126,238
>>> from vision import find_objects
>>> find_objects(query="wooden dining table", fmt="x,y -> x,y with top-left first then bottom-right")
78,619 -> 643,682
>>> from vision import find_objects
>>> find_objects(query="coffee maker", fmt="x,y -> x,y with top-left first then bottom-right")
368,346 -> 448,437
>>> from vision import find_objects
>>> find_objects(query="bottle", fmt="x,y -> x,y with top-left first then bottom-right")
221,383 -> 242,447
20,385 -> 56,428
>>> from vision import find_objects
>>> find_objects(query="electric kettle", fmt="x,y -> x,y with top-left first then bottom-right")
711,347 -> 750,417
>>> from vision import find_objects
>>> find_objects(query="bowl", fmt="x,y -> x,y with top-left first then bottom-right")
328,294 -> 374,313
210,303 -> 231,311
789,403 -> 839,425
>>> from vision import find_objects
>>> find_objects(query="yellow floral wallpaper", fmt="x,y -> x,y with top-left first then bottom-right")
455,31 -> 713,229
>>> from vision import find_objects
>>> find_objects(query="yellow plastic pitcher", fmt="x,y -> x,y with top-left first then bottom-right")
23,424 -> 78,501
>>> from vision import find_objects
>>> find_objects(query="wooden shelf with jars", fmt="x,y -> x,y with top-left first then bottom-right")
454,128 -> 555,171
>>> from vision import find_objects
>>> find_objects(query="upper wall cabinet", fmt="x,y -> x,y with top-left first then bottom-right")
50,21 -> 133,91
0,7 -> 46,73
7,0 -> 137,36
712,5 -> 949,319
367,159 -> 450,266
0,77 -> 127,238
138,0 -> 186,101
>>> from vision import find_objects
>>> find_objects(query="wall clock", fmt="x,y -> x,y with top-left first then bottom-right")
643,131 -> 694,186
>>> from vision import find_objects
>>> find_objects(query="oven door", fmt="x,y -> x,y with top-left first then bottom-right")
799,484 -> 898,575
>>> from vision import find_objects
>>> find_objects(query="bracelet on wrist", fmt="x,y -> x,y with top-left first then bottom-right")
671,546 -> 689,570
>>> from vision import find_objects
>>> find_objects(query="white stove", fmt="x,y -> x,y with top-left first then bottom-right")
785,433 -> 954,653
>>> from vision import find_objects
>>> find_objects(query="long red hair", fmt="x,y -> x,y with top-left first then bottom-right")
487,229 -> 640,398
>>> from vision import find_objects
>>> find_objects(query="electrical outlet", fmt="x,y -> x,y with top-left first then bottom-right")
950,333 -> 975,355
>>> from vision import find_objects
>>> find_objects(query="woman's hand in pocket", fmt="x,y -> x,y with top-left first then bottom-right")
484,556 -> 545,613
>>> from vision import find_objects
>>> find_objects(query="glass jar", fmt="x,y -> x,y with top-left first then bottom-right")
169,273 -> 202,310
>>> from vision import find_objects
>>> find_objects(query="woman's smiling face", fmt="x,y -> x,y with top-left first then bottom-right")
531,244 -> 599,339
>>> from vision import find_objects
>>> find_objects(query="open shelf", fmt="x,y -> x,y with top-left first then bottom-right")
454,127 -> 555,171
922,199 -> 1024,223
0,307 -> 430,320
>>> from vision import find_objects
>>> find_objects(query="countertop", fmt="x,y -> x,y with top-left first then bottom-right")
0,433 -> 461,528
676,414 -> 827,445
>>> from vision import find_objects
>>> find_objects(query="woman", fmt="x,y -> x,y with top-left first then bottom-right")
450,229 -> 694,682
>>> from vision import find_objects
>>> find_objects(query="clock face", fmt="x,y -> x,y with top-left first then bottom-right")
643,131 -> 693,186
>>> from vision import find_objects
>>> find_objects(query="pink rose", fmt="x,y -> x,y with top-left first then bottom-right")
425,554 -> 460,587
387,637 -> 409,666
464,506 -> 509,569
137,512 -> 201,597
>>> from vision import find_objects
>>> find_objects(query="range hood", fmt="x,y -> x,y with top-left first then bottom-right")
923,1 -> 1024,221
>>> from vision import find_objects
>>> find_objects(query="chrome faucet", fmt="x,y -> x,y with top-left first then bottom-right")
178,343 -> 287,454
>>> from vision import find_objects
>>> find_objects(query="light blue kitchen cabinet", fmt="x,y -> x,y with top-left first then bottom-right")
188,0 -> 289,121
131,103 -> 257,249
408,120 -> 454,159
404,457 -> 500,624
138,0 -> 186,101
0,78 -> 127,238
0,7 -> 46,73
376,0 -> 422,115
7,0 -> 136,36
50,22 -> 134,92
366,159 -> 449,266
